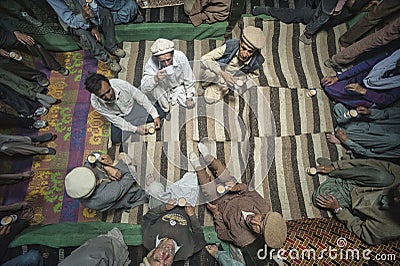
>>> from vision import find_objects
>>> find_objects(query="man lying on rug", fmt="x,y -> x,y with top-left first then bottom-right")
141,174 -> 206,264
200,26 -> 265,103
85,73 -> 166,149
141,38 -> 196,113
313,158 -> 400,245
321,48 -> 400,108
59,228 -> 130,265
64,153 -> 147,211
188,142 -> 287,249
326,103 -> 400,159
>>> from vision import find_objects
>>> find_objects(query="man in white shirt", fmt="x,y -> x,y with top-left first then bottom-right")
141,38 -> 196,113
85,74 -> 165,146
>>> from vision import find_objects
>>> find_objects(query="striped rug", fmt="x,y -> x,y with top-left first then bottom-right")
111,17 -> 348,224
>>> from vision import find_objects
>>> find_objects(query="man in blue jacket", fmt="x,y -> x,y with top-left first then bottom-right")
200,26 -> 265,103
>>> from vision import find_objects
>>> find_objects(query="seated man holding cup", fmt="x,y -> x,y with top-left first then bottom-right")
313,157 -> 400,245
64,153 -> 147,211
200,26 -> 265,104
326,103 -> 400,159
188,142 -> 287,249
141,173 -> 205,264
85,74 -> 167,149
141,38 -> 196,114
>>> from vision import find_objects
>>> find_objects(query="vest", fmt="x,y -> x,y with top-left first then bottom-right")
217,39 -> 265,74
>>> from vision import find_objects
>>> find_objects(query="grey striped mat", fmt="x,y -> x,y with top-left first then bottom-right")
110,17 -> 348,224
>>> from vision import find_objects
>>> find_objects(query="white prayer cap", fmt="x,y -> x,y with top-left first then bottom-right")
151,38 -> 174,56
65,167 -> 96,199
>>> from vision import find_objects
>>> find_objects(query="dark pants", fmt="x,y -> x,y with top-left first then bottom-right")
0,57 -> 46,82
0,111 -> 34,129
269,0 -> 332,36
111,102 -> 167,144
0,84 -> 38,116
1,33 -> 62,71
70,7 -> 118,61
339,0 -> 400,47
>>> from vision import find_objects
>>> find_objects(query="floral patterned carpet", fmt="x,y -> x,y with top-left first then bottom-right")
1,50 -> 111,224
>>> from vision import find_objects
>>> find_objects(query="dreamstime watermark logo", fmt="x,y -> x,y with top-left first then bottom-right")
123,59 -> 277,205
257,237 -> 397,261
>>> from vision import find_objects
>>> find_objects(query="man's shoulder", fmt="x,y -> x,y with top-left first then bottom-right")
174,50 -> 190,61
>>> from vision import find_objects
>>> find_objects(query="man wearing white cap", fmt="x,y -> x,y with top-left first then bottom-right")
200,26 -> 265,103
64,154 -> 147,211
141,38 -> 196,113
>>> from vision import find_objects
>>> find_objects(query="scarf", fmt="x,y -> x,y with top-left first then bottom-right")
363,49 -> 400,90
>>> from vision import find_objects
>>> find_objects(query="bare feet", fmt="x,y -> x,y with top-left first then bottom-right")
326,133 -> 341,144
146,173 -> 155,186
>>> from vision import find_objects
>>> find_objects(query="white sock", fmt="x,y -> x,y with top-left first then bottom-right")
189,152 -> 201,169
198,143 -> 210,157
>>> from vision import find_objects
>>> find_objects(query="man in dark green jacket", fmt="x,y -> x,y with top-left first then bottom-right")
313,158 -> 400,245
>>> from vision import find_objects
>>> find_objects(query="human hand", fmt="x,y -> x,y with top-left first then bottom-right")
103,165 -> 123,181
316,194 -> 341,210
334,128 -> 348,142
321,76 -> 338,87
356,106 -> 371,115
166,199 -> 177,210
205,244 -> 218,257
206,202 -> 220,217
0,49 -> 9,57
185,206 -> 195,216
219,70 -> 235,87
136,125 -> 148,135
316,165 -> 334,174
229,183 -> 241,192
345,83 -> 367,95
82,3 -> 95,19
0,226 -> 11,238
91,27 -> 101,42
20,205 -> 34,221
99,154 -> 114,166
153,117 -> 161,129
155,69 -> 167,82
14,31 -> 35,46
186,98 -> 195,109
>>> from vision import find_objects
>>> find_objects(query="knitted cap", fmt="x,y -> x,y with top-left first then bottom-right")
65,167 -> 96,199
263,211 -> 287,248
242,26 -> 265,50
151,38 -> 175,56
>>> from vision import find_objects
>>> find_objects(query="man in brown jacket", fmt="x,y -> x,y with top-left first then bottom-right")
313,158 -> 400,245
189,143 -> 287,248
184,0 -> 231,27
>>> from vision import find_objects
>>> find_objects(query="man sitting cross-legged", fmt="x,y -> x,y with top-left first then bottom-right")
313,158 -> 400,245
189,143 -> 287,249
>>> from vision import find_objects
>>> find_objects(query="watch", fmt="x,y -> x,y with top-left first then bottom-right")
334,207 -> 343,214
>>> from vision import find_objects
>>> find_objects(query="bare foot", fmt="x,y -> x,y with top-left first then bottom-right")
326,133 -> 341,144
146,173 -> 155,186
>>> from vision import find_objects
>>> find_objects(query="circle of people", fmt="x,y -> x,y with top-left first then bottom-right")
1,0 -> 399,265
